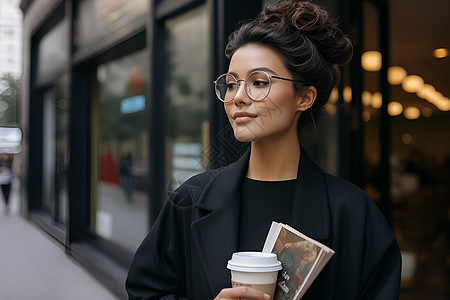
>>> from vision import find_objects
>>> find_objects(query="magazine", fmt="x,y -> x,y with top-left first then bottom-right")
262,222 -> 335,300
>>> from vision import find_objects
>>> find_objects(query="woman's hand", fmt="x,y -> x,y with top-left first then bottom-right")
214,287 -> 271,300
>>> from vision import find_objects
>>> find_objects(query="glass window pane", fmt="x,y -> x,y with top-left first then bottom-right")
42,76 -> 69,224
56,89 -> 69,224
92,49 -> 149,253
37,20 -> 69,80
388,0 -> 450,297
74,0 -> 148,49
42,90 -> 56,211
164,5 -> 210,191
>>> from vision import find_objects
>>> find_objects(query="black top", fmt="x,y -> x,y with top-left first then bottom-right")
238,177 -> 296,251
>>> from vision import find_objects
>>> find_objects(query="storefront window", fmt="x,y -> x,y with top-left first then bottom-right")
42,76 -> 69,224
388,0 -> 450,298
359,0 -> 450,298
164,5 -> 210,191
91,49 -> 149,253
37,19 -> 68,81
74,0 -> 148,49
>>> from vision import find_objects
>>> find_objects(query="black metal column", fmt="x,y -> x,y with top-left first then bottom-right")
68,65 -> 91,242
147,1 -> 167,227
348,0 -> 364,188
379,0 -> 391,225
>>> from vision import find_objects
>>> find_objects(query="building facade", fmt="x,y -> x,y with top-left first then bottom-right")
0,0 -> 22,145
0,0 -> 22,80
19,0 -> 449,298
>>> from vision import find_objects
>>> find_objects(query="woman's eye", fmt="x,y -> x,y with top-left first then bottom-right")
227,82 -> 238,89
253,80 -> 269,87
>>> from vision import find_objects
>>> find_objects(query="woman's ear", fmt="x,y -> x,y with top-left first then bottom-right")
296,86 -> 317,112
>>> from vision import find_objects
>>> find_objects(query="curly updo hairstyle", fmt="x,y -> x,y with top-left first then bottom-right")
225,0 -> 353,127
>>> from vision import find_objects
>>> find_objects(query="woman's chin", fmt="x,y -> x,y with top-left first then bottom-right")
233,131 -> 256,143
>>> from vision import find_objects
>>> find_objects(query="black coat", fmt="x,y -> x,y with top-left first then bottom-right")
126,148 -> 401,299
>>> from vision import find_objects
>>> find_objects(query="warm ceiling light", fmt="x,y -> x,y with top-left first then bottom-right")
422,107 -> 433,117
401,133 -> 413,144
443,98 -> 450,111
362,91 -> 372,106
417,84 -> 436,99
404,106 -> 421,120
388,66 -> 407,85
325,102 -> 337,115
416,85 -> 449,111
433,48 -> 448,59
426,91 -> 442,105
343,86 -> 352,103
362,51 -> 382,71
426,92 -> 450,111
329,87 -> 338,103
362,110 -> 371,122
58,98 -> 67,109
434,97 -> 450,111
388,101 -> 403,116
372,92 -> 382,109
402,75 -> 424,93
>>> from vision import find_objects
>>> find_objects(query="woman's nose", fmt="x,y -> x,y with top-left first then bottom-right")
234,81 -> 252,105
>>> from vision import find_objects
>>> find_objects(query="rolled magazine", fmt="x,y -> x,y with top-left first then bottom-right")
262,221 -> 335,300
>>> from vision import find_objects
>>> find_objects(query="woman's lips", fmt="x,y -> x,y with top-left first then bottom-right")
233,112 -> 258,123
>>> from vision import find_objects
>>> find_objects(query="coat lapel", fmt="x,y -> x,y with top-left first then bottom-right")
190,150 -> 251,298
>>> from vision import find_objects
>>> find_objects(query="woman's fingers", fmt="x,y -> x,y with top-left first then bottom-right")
214,286 -> 271,300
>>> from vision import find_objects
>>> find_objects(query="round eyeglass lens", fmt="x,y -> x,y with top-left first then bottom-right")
246,71 -> 271,101
215,74 -> 237,102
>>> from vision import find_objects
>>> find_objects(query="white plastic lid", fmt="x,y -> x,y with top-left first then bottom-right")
227,252 -> 282,272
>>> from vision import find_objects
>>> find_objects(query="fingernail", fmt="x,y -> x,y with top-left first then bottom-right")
264,293 -> 270,299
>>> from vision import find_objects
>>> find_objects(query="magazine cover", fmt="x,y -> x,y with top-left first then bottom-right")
263,222 -> 334,300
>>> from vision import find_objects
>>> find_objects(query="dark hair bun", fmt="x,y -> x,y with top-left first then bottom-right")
261,0 -> 353,66
225,0 -> 353,126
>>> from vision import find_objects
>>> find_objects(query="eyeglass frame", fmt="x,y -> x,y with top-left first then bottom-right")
213,70 -> 306,103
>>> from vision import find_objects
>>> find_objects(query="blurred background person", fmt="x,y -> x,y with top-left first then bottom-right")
119,151 -> 134,203
0,153 -> 13,214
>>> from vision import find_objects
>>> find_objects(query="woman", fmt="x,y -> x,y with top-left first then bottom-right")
126,1 -> 401,299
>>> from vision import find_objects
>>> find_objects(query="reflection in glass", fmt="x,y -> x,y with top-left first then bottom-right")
42,76 -> 69,224
37,20 -> 69,81
165,5 -> 210,191
74,0 -> 148,49
365,0 -> 450,297
92,49 -> 149,253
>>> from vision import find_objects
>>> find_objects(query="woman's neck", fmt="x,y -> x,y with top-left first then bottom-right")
247,134 -> 301,181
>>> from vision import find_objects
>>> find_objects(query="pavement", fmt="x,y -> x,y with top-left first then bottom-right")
0,178 -> 119,300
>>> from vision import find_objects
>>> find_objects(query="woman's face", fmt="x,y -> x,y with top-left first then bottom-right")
224,44 -> 305,143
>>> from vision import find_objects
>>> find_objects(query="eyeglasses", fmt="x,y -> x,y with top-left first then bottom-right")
213,70 -> 304,103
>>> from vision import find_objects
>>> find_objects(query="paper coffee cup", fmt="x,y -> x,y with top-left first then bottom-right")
227,252 -> 282,299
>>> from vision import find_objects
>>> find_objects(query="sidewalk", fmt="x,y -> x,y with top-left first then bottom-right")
0,179 -> 119,300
